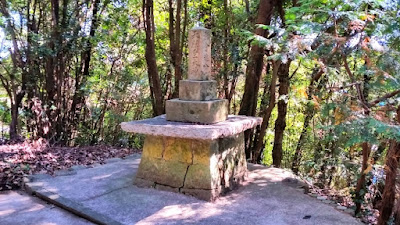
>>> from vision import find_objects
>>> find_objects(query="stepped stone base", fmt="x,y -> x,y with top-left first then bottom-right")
179,80 -> 217,101
134,133 -> 247,201
165,99 -> 228,124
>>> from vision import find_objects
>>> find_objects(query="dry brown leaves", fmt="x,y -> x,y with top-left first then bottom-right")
0,139 -> 140,190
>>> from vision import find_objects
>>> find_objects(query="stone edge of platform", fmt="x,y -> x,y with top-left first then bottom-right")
21,158 -> 147,225
24,179 -> 122,225
120,115 -> 262,140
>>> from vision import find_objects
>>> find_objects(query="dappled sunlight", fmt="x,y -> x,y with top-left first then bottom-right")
137,203 -> 224,224
0,209 -> 15,217
92,174 -> 113,180
21,204 -> 45,213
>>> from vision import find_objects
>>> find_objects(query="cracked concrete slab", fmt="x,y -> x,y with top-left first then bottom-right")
0,191 -> 93,225
25,154 -> 363,225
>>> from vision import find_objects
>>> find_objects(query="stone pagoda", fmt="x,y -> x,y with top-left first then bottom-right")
121,26 -> 262,201
165,26 -> 228,124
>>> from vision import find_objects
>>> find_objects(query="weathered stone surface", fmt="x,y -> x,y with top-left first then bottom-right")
192,140 -> 218,165
188,27 -> 212,80
135,158 -> 188,188
164,137 -> 192,164
184,164 -> 212,190
134,132 -> 248,201
179,80 -> 217,101
141,135 -> 164,159
165,99 -> 228,124
121,115 -> 262,140
217,132 -> 247,192
133,178 -> 155,188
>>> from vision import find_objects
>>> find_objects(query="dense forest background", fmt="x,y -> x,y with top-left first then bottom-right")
1,0 -> 400,224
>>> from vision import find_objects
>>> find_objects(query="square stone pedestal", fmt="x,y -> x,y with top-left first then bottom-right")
165,99 -> 228,124
121,115 -> 262,201
134,133 -> 246,201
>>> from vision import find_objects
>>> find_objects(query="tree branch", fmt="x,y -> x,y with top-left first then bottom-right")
368,89 -> 400,107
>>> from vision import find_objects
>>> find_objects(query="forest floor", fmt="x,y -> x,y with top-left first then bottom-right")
0,139 -> 140,191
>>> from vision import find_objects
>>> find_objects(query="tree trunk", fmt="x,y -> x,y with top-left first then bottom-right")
222,0 -> 230,107
168,0 -> 183,98
173,0 -> 182,98
252,60 -> 280,162
239,0 -> 274,117
354,142 -> 371,215
167,0 -> 175,99
378,140 -> 400,225
143,0 -> 164,116
272,62 -> 290,167
378,106 -> 400,225
9,103 -> 18,140
239,0 -> 275,158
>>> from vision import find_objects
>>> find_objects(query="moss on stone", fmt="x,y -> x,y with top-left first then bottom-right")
164,137 -> 193,164
141,135 -> 164,159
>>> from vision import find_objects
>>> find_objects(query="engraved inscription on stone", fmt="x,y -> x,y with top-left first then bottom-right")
188,27 -> 212,81
165,25 -> 227,124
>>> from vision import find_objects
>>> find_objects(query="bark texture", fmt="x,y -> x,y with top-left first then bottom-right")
239,0 -> 274,117
377,140 -> 400,225
143,0 -> 164,116
272,62 -> 290,167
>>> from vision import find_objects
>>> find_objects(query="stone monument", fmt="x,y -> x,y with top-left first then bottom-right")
121,26 -> 262,201
165,26 -> 228,124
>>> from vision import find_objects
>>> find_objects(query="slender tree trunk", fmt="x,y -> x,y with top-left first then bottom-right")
173,0 -> 182,98
378,140 -> 400,225
378,106 -> 400,224
44,0 -> 61,139
354,142 -> 371,215
239,0 -> 275,157
168,0 -> 175,97
272,62 -> 290,167
143,0 -> 164,116
222,0 -> 230,107
10,102 -> 18,140
252,60 -> 280,162
239,0 -> 274,117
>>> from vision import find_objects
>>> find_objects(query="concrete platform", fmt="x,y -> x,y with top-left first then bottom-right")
23,154 -> 362,225
0,191 -> 93,225
121,115 -> 262,140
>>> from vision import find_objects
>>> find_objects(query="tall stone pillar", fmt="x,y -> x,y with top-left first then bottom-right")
188,27 -> 212,81
165,26 -> 228,124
